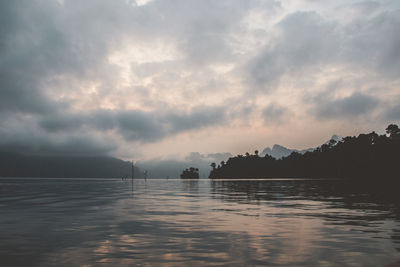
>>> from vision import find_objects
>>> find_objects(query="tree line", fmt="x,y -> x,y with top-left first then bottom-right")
209,124 -> 400,182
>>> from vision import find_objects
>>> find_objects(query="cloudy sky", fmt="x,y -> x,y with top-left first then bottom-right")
1,0 -> 399,160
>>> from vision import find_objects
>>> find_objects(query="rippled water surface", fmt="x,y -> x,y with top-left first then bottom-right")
1,178 -> 399,266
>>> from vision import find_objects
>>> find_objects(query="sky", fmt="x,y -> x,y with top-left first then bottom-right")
1,0 -> 399,161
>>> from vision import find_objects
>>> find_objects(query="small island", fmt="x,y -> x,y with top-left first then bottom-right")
180,167 -> 199,179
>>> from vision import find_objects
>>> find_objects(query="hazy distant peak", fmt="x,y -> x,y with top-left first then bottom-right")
261,144 -> 295,159
324,134 -> 343,146
261,135 -> 343,159
272,144 -> 287,150
331,134 -> 342,141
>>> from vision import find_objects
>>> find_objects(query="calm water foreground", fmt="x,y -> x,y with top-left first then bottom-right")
0,178 -> 399,266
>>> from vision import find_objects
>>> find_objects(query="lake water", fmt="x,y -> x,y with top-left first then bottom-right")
1,178 -> 399,266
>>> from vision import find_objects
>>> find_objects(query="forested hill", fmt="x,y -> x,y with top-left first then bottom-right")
0,153 -> 140,178
209,124 -> 400,181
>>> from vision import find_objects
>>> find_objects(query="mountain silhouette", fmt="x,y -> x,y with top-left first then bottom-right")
261,135 -> 342,159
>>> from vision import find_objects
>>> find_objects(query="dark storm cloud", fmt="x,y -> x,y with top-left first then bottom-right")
345,8 -> 400,78
0,116 -> 116,156
247,11 -> 338,90
314,92 -> 379,119
0,0 -> 148,115
39,113 -> 85,132
384,101 -> 400,121
90,107 -> 226,142
99,106 -> 227,142
143,0 -> 280,66
165,106 -> 226,133
37,106 -> 228,143
156,0 -> 237,65
0,0 -> 97,113
0,1 -> 53,113
247,5 -> 400,90
262,104 -> 288,124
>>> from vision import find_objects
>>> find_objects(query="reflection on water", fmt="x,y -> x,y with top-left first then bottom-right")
0,178 -> 399,266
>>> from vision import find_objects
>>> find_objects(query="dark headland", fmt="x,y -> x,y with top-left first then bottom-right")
209,124 -> 400,183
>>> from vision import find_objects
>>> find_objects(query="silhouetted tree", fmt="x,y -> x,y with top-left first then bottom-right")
210,162 -> 216,170
180,167 -> 199,179
208,124 -> 400,182
386,124 -> 400,139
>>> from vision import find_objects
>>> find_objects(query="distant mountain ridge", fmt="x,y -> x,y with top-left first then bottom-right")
261,135 -> 343,159
0,152 -> 141,178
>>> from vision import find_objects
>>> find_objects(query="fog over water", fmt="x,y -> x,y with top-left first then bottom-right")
1,178 -> 399,266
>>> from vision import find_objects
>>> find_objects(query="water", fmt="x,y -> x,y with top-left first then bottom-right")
1,178 -> 399,266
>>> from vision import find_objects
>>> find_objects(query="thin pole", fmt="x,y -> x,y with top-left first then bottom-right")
131,160 -> 134,193
132,160 -> 135,180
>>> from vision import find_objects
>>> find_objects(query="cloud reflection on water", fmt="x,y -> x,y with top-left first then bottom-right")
0,178 -> 399,266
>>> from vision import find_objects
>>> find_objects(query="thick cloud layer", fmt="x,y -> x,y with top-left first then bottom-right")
0,0 -> 399,159
315,93 -> 379,119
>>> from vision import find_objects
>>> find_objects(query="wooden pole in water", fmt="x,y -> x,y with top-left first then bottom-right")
132,160 -> 135,180
131,160 -> 134,193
